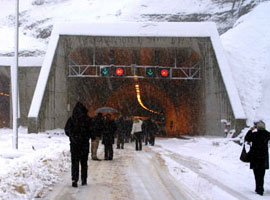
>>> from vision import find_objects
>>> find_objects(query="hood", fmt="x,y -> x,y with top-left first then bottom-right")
72,102 -> 88,120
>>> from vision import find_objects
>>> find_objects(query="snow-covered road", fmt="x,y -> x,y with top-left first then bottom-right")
44,144 -> 191,200
43,139 -> 260,200
0,130 -> 268,200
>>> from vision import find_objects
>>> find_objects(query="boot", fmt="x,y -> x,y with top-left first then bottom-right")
82,179 -> 87,186
72,181 -> 78,188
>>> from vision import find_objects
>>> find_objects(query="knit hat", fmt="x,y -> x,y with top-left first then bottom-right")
256,121 -> 265,130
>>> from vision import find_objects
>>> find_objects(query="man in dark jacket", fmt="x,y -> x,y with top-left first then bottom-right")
144,118 -> 158,146
91,112 -> 104,161
102,114 -> 117,160
64,102 -> 95,187
245,121 -> 270,196
125,116 -> 133,143
116,116 -> 126,149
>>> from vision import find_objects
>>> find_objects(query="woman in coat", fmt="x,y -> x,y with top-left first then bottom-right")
64,102 -> 95,187
131,118 -> 143,151
102,114 -> 117,160
245,121 -> 270,196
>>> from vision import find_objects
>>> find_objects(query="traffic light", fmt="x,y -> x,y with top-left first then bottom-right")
159,68 -> 170,78
100,66 -> 111,76
145,67 -> 156,77
113,66 -> 125,77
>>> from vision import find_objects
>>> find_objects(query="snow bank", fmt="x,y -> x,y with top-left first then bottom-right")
0,128 -> 70,200
221,1 -> 270,127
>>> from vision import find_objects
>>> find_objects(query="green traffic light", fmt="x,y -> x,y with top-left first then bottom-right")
101,67 -> 110,76
146,68 -> 155,77
147,69 -> 153,76
103,68 -> 108,75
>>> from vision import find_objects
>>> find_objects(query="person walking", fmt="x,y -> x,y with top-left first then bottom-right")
64,102 -> 95,187
102,114 -> 117,160
125,116 -> 133,143
131,118 -> 143,151
148,118 -> 159,146
91,112 -> 104,161
142,119 -> 149,145
245,121 -> 270,196
116,116 -> 126,149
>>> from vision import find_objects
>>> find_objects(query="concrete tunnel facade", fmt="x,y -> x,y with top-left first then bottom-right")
25,22 -> 246,136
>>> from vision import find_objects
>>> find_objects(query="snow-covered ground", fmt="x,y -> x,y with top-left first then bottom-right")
155,136 -> 270,200
0,128 -> 70,199
0,128 -> 269,199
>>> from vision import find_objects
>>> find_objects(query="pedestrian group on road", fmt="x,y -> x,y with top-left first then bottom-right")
65,102 -> 270,196
64,101 -> 159,188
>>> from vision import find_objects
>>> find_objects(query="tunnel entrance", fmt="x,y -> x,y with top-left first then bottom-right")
67,46 -> 203,136
0,67 -> 10,128
27,23 -> 246,135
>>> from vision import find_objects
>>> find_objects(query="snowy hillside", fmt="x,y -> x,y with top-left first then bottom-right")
221,1 -> 270,127
0,0 -> 270,125
0,0 -> 264,56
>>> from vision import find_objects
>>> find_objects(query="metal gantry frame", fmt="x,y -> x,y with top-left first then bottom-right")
68,63 -> 201,80
68,45 -> 201,80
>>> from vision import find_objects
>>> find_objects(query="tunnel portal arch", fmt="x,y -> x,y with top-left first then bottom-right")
27,22 -> 246,136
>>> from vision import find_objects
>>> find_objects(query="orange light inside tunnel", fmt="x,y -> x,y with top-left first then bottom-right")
135,84 -> 160,114
0,92 -> 9,97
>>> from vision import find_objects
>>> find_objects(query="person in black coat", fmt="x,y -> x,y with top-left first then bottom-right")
142,119 -> 149,145
64,102 -> 95,187
245,121 -> 270,196
102,114 -> 117,160
116,116 -> 126,149
125,116 -> 133,143
144,118 -> 158,146
91,112 -> 104,161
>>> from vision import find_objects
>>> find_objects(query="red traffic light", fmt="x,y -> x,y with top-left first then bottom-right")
114,67 -> 125,76
160,68 -> 170,78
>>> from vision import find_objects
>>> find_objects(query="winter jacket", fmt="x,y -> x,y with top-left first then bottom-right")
245,129 -> 270,169
102,119 -> 117,145
143,119 -> 158,136
116,117 -> 126,138
64,102 -> 95,155
131,119 -> 143,135
92,114 -> 105,138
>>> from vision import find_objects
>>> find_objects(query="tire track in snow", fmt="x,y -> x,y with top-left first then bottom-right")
152,145 -> 253,200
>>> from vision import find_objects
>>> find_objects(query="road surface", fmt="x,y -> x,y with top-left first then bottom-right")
44,143 -> 198,200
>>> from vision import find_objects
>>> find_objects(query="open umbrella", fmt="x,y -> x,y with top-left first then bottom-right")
95,107 -> 118,113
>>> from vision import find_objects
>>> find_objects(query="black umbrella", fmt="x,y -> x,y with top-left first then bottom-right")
95,107 -> 119,113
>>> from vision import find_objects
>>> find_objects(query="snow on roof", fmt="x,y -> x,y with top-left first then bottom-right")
28,22 -> 246,119
55,22 -> 217,37
0,57 -> 43,67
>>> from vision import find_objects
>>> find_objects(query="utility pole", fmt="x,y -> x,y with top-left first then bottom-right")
13,0 -> 19,149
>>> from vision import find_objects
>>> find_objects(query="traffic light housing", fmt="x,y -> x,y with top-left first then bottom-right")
145,67 -> 156,77
100,66 -> 111,76
113,66 -> 125,77
159,68 -> 170,78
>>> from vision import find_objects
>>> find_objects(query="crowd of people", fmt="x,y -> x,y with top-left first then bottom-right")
63,102 -> 270,196
64,102 -> 159,187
